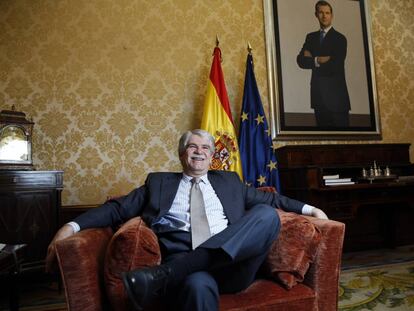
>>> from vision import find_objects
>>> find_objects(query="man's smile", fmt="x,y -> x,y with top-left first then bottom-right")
191,156 -> 205,161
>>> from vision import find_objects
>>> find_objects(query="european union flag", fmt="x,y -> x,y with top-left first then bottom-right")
238,53 -> 280,192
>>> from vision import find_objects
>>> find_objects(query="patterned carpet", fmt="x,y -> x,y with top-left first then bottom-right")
339,245 -> 414,311
339,261 -> 414,310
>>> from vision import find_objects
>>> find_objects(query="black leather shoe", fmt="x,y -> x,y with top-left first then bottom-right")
122,265 -> 171,310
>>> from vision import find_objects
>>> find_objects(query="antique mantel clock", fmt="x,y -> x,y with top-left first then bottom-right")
0,105 -> 34,170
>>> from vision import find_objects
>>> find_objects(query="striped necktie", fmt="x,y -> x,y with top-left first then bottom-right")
320,30 -> 325,43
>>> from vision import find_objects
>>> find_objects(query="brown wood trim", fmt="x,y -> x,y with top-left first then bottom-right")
62,204 -> 100,210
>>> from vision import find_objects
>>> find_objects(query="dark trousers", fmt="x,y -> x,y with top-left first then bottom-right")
314,106 -> 350,128
159,204 -> 280,311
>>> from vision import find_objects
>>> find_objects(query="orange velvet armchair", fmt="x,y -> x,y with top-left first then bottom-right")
55,212 -> 344,311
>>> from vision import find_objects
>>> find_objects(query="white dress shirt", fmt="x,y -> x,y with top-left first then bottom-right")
153,173 -> 228,236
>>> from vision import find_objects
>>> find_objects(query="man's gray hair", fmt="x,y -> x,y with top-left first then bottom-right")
178,129 -> 215,156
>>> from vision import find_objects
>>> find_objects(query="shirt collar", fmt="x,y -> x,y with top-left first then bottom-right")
321,25 -> 333,34
182,173 -> 209,184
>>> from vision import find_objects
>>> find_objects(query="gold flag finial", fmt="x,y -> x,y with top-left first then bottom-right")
216,34 -> 220,47
247,42 -> 253,55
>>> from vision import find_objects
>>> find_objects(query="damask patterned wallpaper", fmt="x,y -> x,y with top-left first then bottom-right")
0,0 -> 413,205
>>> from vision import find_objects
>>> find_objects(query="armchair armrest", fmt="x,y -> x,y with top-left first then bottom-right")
55,227 -> 113,311
303,217 -> 345,311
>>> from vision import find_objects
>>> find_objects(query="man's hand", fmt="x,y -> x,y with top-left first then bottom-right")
311,208 -> 329,220
317,56 -> 330,64
45,224 -> 75,273
304,50 -> 312,57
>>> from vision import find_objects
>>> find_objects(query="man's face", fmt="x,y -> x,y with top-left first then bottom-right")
315,4 -> 332,29
180,134 -> 214,177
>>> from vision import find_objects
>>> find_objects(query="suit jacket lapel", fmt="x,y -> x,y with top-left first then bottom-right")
322,27 -> 335,46
159,173 -> 182,216
208,172 -> 234,218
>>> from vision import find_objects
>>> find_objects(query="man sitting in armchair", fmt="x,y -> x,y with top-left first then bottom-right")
46,129 -> 328,311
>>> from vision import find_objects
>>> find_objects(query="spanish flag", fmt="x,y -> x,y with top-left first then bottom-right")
201,47 -> 243,179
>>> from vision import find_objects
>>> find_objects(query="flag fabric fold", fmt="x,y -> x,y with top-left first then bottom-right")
238,53 -> 281,191
201,47 -> 243,179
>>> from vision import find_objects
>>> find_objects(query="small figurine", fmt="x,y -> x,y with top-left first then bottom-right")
373,161 -> 379,176
362,168 -> 367,177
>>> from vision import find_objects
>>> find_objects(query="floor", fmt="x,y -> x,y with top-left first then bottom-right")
0,273 -> 65,311
341,244 -> 414,270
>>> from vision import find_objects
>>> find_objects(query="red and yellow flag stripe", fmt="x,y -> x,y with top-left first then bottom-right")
201,47 -> 243,179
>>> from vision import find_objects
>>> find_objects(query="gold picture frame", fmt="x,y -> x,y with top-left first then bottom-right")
263,0 -> 381,140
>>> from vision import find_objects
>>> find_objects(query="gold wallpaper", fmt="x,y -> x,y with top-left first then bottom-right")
0,0 -> 413,205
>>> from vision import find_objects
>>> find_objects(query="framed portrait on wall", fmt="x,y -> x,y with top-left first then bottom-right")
263,0 -> 381,140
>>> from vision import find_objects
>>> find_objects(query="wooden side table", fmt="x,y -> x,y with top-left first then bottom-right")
0,244 -> 27,311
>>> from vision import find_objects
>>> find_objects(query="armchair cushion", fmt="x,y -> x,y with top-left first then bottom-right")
264,210 -> 322,289
104,217 -> 161,311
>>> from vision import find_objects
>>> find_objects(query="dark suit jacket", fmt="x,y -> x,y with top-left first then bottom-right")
74,171 -> 305,233
297,27 -> 350,113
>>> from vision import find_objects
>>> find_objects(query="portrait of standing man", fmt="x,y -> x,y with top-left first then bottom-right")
297,0 -> 350,128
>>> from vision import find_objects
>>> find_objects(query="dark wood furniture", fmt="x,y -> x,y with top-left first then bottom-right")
275,144 -> 414,251
0,170 -> 63,263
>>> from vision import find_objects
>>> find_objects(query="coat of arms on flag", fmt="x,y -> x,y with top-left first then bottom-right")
210,130 -> 239,171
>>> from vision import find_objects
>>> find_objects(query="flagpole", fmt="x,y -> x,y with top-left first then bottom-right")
247,42 -> 254,67
215,35 -> 222,62
247,42 -> 252,55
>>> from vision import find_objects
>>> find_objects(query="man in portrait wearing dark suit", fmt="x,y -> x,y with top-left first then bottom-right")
46,129 -> 328,311
297,0 -> 351,128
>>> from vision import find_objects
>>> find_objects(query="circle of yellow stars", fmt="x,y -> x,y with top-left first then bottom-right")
240,111 -> 279,186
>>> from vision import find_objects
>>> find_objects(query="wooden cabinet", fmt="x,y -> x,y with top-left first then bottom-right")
0,170 -> 63,262
275,144 -> 414,251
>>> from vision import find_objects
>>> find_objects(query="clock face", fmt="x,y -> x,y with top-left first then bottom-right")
0,125 -> 29,161
0,107 -> 34,169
